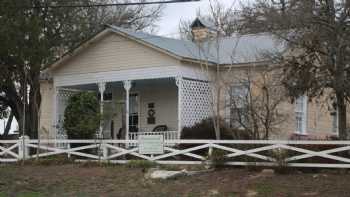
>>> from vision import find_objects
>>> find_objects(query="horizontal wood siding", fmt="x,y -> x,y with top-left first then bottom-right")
180,62 -> 212,81
53,32 -> 179,76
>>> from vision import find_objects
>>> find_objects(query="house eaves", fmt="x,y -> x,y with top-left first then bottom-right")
45,25 -> 216,72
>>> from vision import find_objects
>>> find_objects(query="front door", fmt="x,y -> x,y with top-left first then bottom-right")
114,93 -> 139,139
129,93 -> 139,133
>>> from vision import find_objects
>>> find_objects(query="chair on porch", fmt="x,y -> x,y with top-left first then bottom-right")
152,125 -> 168,132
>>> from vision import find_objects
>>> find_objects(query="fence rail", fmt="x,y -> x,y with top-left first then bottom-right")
2,137 -> 350,168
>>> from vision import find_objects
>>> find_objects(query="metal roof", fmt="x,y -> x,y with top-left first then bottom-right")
203,34 -> 286,64
108,25 -> 285,65
108,25 -> 211,62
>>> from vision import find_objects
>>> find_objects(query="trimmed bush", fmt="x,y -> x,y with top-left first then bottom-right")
208,149 -> 228,169
270,148 -> 290,174
64,92 -> 100,139
181,118 -> 233,140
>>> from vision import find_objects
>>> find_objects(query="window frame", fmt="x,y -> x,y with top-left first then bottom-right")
229,82 -> 250,129
128,92 -> 140,133
294,95 -> 308,135
331,109 -> 339,135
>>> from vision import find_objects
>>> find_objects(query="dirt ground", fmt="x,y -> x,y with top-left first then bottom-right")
0,164 -> 350,197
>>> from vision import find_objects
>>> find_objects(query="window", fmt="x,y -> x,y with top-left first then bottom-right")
331,110 -> 338,134
229,83 -> 249,129
295,96 -> 307,134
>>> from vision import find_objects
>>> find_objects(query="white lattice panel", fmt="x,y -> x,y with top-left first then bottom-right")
181,79 -> 212,128
56,89 -> 78,123
55,89 -> 80,140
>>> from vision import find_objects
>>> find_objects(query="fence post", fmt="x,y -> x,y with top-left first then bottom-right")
203,144 -> 213,169
18,135 -> 30,160
208,144 -> 213,158
18,138 -> 22,160
102,141 -> 108,161
67,143 -> 71,159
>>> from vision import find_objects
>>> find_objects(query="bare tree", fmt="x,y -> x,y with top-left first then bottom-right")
181,0 -> 289,140
190,1 -> 241,140
192,39 -> 224,140
229,68 -> 287,139
179,0 -> 241,40
240,0 -> 350,139
187,0 -> 279,140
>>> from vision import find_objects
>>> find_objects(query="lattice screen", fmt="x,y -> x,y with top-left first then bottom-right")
180,79 -> 212,128
55,89 -> 79,139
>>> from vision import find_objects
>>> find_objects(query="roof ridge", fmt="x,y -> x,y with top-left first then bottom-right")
106,24 -> 194,43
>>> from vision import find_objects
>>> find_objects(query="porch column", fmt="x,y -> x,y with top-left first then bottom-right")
175,76 -> 182,138
98,82 -> 106,138
123,80 -> 132,140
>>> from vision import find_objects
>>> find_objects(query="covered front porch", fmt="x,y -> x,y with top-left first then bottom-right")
53,76 -> 212,141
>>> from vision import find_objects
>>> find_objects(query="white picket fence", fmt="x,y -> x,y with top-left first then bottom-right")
2,137 -> 350,168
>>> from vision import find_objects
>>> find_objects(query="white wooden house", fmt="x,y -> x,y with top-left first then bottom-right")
39,19 -> 339,141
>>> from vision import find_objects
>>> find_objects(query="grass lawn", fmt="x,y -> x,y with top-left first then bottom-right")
0,163 -> 350,197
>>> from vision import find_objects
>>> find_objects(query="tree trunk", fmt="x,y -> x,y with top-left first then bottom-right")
28,102 -> 39,139
27,75 -> 41,139
336,92 -> 348,139
16,73 -> 41,139
214,86 -> 221,140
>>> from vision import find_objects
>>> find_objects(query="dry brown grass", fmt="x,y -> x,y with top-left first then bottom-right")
0,164 -> 349,197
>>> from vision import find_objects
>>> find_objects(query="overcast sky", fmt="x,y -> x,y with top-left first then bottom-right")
156,0 -> 235,36
0,0 -> 237,134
